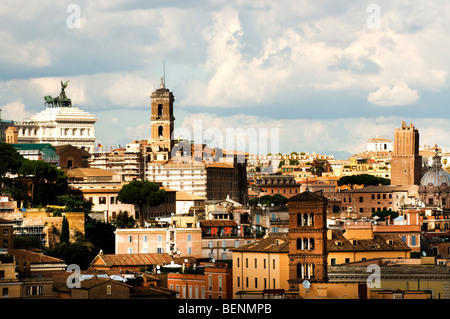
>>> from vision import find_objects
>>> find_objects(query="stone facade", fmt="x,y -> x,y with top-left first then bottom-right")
391,121 -> 422,186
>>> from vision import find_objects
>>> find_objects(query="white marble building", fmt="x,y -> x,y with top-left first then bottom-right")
15,106 -> 97,153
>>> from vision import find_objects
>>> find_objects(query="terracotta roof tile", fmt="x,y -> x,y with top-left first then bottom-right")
98,253 -> 172,267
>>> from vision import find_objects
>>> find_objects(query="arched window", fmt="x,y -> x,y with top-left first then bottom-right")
303,238 -> 308,250
296,238 -> 302,250
297,263 -> 302,279
310,238 -> 315,250
310,213 -> 314,226
158,126 -> 163,137
297,213 -> 302,227
158,104 -> 163,116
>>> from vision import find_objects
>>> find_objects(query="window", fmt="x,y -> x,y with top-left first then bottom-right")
359,197 -> 363,203
107,285 -> 111,295
219,276 -> 222,292
246,258 -> 248,268
187,247 -> 192,255
255,278 -> 258,289
99,197 -> 106,204
158,235 -> 162,242
143,235 -> 147,242
330,258 -> 336,265
2,288 -> 8,297
187,234 -> 191,242
264,259 -> 267,269
345,258 -> 350,263
128,248 -> 132,254
0,271 -> 4,279
128,235 -> 132,243
234,240 -> 239,247
157,247 -> 163,253
176,285 -> 180,298
411,236 -> 417,246
26,286 -> 43,296
237,276 -> 240,287
209,275 -> 212,291
255,258 -> 258,268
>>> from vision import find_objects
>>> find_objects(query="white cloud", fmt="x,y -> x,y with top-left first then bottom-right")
1,101 -> 31,121
367,83 -> 420,106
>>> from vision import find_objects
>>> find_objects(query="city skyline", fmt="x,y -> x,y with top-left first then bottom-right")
1,1 -> 450,157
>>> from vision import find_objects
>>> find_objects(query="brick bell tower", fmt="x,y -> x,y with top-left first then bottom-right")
150,77 -> 175,155
390,121 -> 422,186
287,190 -> 328,291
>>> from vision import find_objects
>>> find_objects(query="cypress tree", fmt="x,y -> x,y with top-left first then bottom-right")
61,215 -> 70,243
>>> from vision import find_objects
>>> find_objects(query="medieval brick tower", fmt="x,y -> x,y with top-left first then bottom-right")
287,190 -> 328,291
390,121 -> 422,186
150,77 -> 175,156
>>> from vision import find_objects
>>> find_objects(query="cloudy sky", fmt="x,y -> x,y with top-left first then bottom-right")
1,1 -> 450,158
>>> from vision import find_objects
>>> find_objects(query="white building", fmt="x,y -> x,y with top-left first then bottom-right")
15,106 -> 97,153
366,137 -> 393,153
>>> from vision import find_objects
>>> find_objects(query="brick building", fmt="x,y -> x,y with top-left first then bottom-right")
254,175 -> 299,198
391,121 -> 422,186
167,265 -> 232,299
287,190 -> 328,291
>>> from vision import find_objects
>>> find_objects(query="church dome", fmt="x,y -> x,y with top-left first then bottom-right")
420,151 -> 450,187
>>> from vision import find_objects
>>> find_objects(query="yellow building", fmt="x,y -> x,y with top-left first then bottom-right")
327,225 -> 411,265
231,234 -> 290,299
0,253 -> 20,298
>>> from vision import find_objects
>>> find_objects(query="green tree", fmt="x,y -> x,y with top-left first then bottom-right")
0,142 -> 23,177
372,209 -> 399,221
18,159 -> 69,206
85,215 -> 116,254
61,215 -> 70,243
111,211 -> 136,228
44,240 -> 96,270
57,195 -> 93,213
117,181 -> 166,221
337,174 -> 390,189
249,194 -> 288,206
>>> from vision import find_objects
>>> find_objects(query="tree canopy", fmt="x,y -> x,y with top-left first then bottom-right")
117,180 -> 166,218
249,194 -> 288,206
337,174 -> 390,188
0,143 -> 69,207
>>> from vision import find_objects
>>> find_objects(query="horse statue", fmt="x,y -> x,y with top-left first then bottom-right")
43,80 -> 72,108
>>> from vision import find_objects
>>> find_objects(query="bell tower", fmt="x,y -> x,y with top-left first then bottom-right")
287,190 -> 328,292
150,77 -> 175,156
